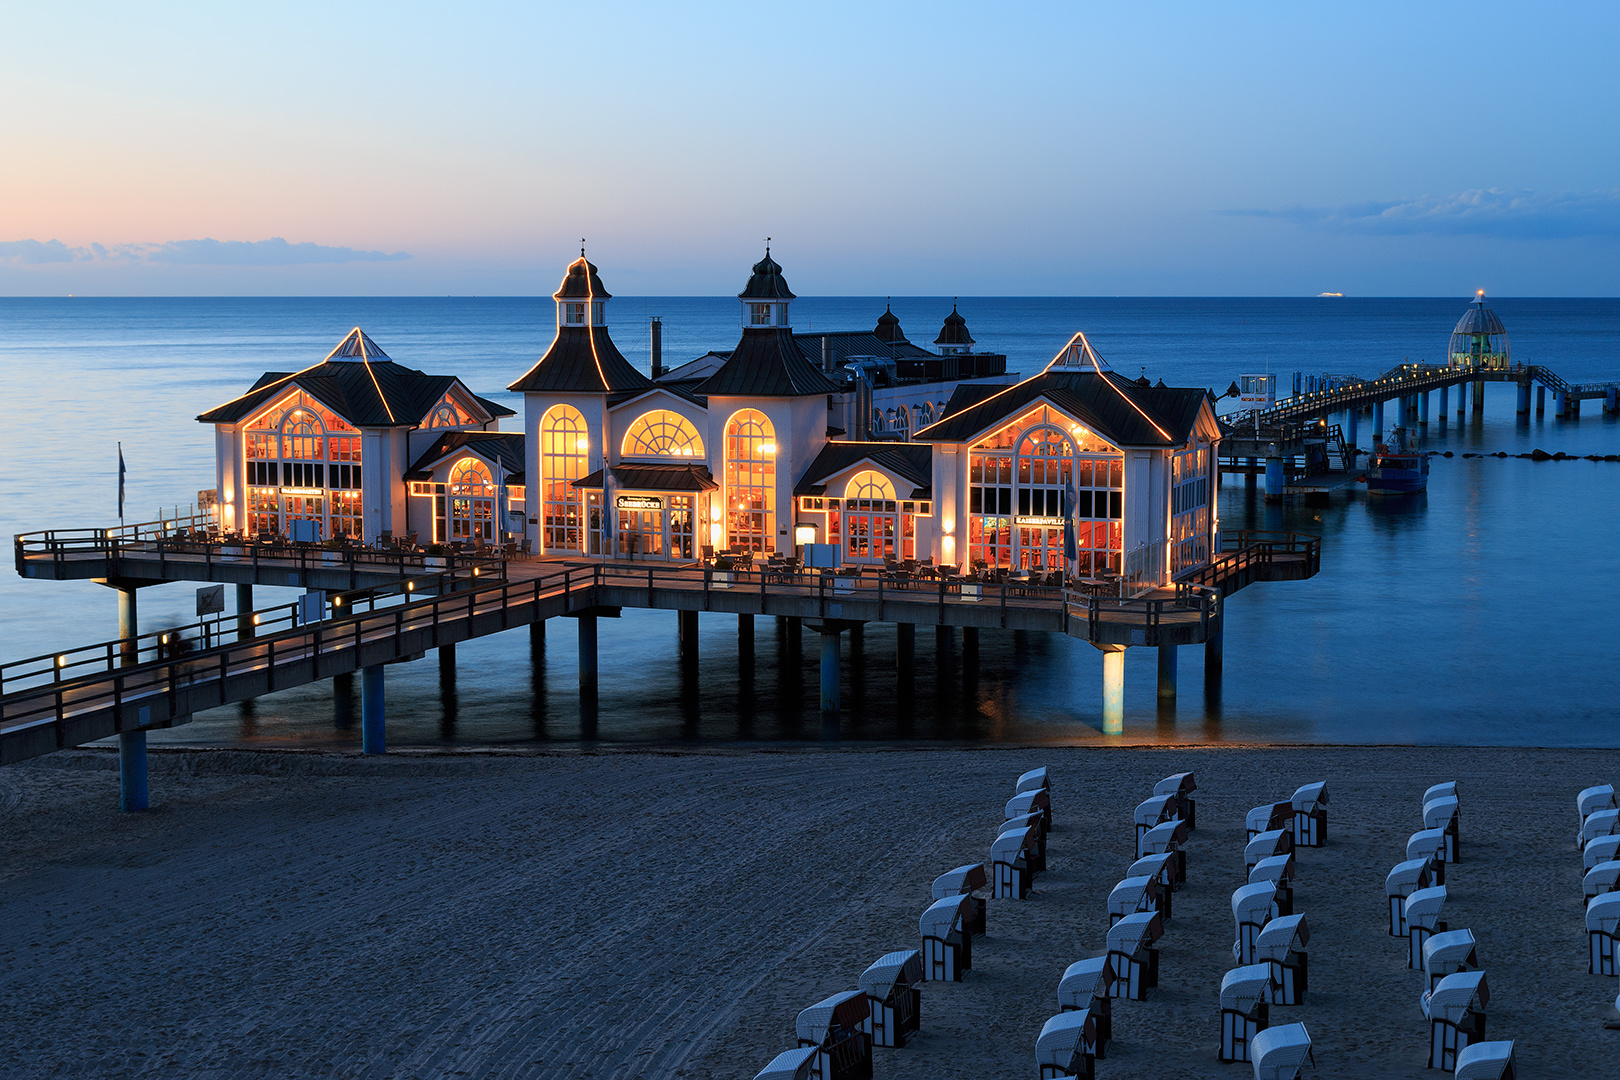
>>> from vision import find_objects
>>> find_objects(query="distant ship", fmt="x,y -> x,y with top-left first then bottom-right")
1317,292 -> 1345,297
1364,426 -> 1429,494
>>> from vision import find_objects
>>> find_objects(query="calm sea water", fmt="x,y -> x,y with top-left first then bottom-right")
2,296 -> 1618,747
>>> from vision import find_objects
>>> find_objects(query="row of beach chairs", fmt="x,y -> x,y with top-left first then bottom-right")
1576,784 -> 1620,1041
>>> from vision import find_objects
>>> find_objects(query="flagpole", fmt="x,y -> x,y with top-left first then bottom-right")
118,441 -> 125,528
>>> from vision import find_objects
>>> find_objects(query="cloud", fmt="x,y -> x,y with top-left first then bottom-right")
1221,188 -> 1620,240
0,237 -> 411,265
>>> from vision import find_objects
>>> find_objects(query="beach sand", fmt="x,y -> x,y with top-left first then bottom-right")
0,745 -> 1612,1079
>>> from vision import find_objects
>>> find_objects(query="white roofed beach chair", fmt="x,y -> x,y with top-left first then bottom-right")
1587,892 -> 1620,976
858,949 -> 921,1049
1404,886 -> 1449,969
1154,771 -> 1198,829
1105,910 -> 1164,1001
1250,1022 -> 1312,1080
1454,1040 -> 1516,1080
992,823 -> 1037,900
1247,801 -> 1292,841
1421,970 -> 1489,1071
1138,819 -> 1190,887
1578,784 -> 1616,845
932,862 -> 988,936
1422,928 -> 1479,993
1584,860 -> 1620,901
1246,828 -> 1294,874
1387,857 -> 1437,937
1129,851 -> 1177,895
1057,957 -> 1115,1052
1233,882 -> 1278,966
1407,828 -> 1449,886
1255,914 -> 1310,1005
795,990 -> 873,1080
1289,781 -> 1328,847
1219,964 -> 1275,1063
1017,766 -> 1050,795
1424,780 -> 1458,805
1008,788 -> 1053,831
1581,808 -> 1620,851
1134,794 -> 1176,848
1423,793 -> 1461,863
1584,833 -> 1620,872
1035,1009 -> 1100,1080
919,895 -> 972,982
1250,853 -> 1296,918
754,1046 -> 818,1080
1002,810 -> 1048,874
1108,875 -> 1165,925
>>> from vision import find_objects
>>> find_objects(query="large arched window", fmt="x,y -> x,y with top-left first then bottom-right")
845,471 -> 895,502
281,410 -> 325,463
621,410 -> 705,459
541,404 -> 589,552
449,457 -> 494,497
725,408 -> 776,552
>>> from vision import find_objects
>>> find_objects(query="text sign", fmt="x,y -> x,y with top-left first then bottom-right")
1016,516 -> 1067,528
616,495 -> 663,510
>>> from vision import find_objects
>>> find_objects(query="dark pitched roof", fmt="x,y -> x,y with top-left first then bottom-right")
792,330 -> 934,370
793,441 -> 934,496
555,256 -> 611,300
874,304 -> 905,343
197,329 -> 507,428
404,431 -> 526,481
934,304 -> 975,346
507,325 -> 655,394
692,327 -> 840,397
572,463 -> 719,492
914,370 -> 1208,448
938,382 -> 1005,419
472,394 -> 517,418
738,249 -> 796,300
1453,300 -> 1506,336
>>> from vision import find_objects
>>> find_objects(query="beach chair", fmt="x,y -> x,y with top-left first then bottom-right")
1584,860 -> 1620,901
1289,781 -> 1328,847
1105,910 -> 1163,1000
1454,1040 -> 1517,1080
1424,792 -> 1462,863
1154,771 -> 1198,829
1584,834 -> 1620,872
1250,853 -> 1296,918
1581,808 -> 1620,851
1587,892 -> 1620,975
931,863 -> 988,936
1249,1022 -> 1313,1080
1232,882 -> 1278,965
858,949 -> 921,1049
1422,970 -> 1489,1071
753,1046 -> 819,1080
1016,766 -> 1050,796
1219,964 -> 1274,1063
919,895 -> 972,981
1035,1009 -> 1100,1079
1134,794 -> 1176,849
1407,828 -> 1449,886
1246,801 -> 1292,841
1245,828 -> 1294,874
1424,780 -> 1458,804
1578,784 -> 1616,845
1007,788 -> 1053,831
1138,819 -> 1190,888
1001,811 -> 1047,873
1422,928 -> 1480,993
1057,957 -> 1115,1052
1404,885 -> 1449,969
1107,875 -> 1165,925
1128,851 -> 1177,895
1255,915 -> 1310,1005
992,824 -> 1037,899
795,990 -> 873,1080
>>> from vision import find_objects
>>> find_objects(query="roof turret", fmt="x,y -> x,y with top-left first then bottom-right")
554,256 -> 611,301
1453,296 -> 1506,336
934,303 -> 975,347
874,303 -> 906,344
739,248 -> 796,300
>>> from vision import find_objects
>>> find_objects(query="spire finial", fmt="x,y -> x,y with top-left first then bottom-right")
765,236 -> 771,256
581,238 -> 587,258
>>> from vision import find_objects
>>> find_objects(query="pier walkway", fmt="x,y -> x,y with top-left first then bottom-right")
1,532 -> 1318,768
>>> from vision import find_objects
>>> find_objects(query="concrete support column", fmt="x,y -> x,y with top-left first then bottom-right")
1438,385 -> 1449,417
333,670 -> 354,729
1345,408 -> 1359,451
1419,392 -> 1430,425
1554,390 -> 1567,417
897,622 -> 915,679
1536,385 -> 1546,414
962,626 -> 979,671
115,586 -> 147,811
1372,399 -> 1384,443
1205,621 -> 1224,688
1264,456 -> 1286,501
936,625 -> 954,664
235,583 -> 254,639
784,616 -> 802,657
1244,456 -> 1257,489
1473,379 -> 1485,413
439,641 -> 456,673
738,613 -> 754,665
1606,388 -> 1618,415
1100,646 -> 1125,735
678,609 -> 699,667
531,619 -> 546,646
578,613 -> 598,709
1157,643 -> 1177,700
1457,382 -> 1467,416
361,664 -> 385,754
1516,382 -> 1531,414
819,628 -> 841,725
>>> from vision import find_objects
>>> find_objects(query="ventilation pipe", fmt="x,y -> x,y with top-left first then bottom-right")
651,317 -> 663,379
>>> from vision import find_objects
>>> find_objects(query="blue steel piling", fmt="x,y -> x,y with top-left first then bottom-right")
1264,457 -> 1285,501
1517,383 -> 1531,415
116,586 -> 147,811
1101,647 -> 1125,734
819,627 -> 840,726
1372,400 -> 1384,443
361,664 -> 385,754
1157,644 -> 1177,701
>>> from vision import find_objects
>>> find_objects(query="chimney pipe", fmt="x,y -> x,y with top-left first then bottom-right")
650,317 -> 662,379
823,336 -> 834,374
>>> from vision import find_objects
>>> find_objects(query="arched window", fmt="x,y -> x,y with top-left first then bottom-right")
449,457 -> 494,497
281,410 -> 324,462
428,404 -> 462,428
541,404 -> 589,552
845,471 -> 896,502
621,410 -> 705,458
725,408 -> 776,552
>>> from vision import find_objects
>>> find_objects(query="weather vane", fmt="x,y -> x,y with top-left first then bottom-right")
581,238 -> 586,257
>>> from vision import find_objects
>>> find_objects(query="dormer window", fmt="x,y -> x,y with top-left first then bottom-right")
564,302 -> 586,325
749,303 -> 773,326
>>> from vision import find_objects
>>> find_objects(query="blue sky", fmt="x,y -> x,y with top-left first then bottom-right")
2,2 -> 1616,296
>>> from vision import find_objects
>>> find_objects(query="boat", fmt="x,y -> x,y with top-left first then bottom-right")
1363,426 -> 1429,494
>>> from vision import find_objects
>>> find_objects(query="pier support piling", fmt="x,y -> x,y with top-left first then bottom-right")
1537,385 -> 1546,414
1554,390 -> 1568,418
962,626 -> 979,672
1438,385 -> 1449,418
1419,392 -> 1430,425
1345,408 -> 1359,453
784,616 -> 802,657
738,613 -> 754,666
1372,400 -> 1384,443
678,609 -> 699,667
1264,456 -> 1285,501
819,627 -> 841,726
1205,620 -> 1224,689
235,583 -> 254,639
1473,379 -> 1485,413
1244,456 -> 1257,489
1099,645 -> 1126,735
361,664 -> 385,755
936,625 -> 954,664
439,641 -> 456,673
1157,644 -> 1177,701
1517,382 -> 1531,415
115,586 -> 148,810
578,612 -> 599,714
897,622 -> 915,679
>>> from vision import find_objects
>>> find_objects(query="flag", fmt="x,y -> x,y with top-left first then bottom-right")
118,443 -> 126,522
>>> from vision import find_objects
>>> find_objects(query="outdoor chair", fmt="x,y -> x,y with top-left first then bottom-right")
1578,784 -> 1617,844
919,894 -> 972,981
931,863 -> 988,936
1219,964 -> 1274,1063
858,950 -> 921,1049
794,990 -> 873,1080
1134,794 -> 1176,848
1588,892 -> 1620,975
1584,860 -> 1620,900
1007,788 -> 1053,831
1245,828 -> 1294,874
992,823 -> 1037,899
1388,859 -> 1437,937
1289,781 -> 1328,847
1154,771 -> 1198,829
1250,853 -> 1296,919
1246,801 -> 1293,841
1232,882 -> 1279,965
1584,834 -> 1620,872
1104,910 -> 1163,1000
1581,808 -> 1620,850
1424,793 -> 1462,863
1057,956 -> 1115,1050
1422,928 -> 1480,993
1423,970 -> 1489,1071
1404,885 -> 1449,969
753,1047 -> 818,1080
1250,1023 -> 1313,1080
1035,1009 -> 1100,1080
1107,875 -> 1164,926
1000,811 -> 1046,873
1407,828 -> 1449,886
1453,1040 -> 1517,1080
1138,819 -> 1189,888
1016,766 -> 1050,795
1128,851 -> 1178,896
1255,914 -> 1310,1004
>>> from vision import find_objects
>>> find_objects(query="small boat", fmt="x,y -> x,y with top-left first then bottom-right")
1364,426 -> 1429,494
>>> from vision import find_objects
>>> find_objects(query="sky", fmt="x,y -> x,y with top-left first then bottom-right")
2,2 -> 1618,297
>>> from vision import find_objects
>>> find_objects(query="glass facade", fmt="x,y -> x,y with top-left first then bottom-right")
1170,443 -> 1212,575
541,404 -> 588,552
725,409 -> 775,552
242,391 -> 362,539
621,410 -> 704,459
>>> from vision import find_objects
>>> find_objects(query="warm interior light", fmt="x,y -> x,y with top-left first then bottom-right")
794,525 -> 816,545
709,522 -> 724,544
253,614 -> 261,625
333,596 -> 342,606
407,581 -> 414,591
759,442 -> 777,455
576,438 -> 589,451
56,655 -> 66,668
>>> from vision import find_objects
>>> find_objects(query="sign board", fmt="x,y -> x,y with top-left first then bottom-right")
297,591 -> 326,626
197,489 -> 218,510
616,495 -> 663,511
288,518 -> 320,543
196,584 -> 225,616
506,509 -> 526,532
1016,516 -> 1067,528
803,542 -> 841,569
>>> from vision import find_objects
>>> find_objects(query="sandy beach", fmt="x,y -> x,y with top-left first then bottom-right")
0,744 -> 1612,1079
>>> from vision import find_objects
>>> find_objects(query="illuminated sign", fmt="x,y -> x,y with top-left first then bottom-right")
616,495 -> 663,510
1016,516 -> 1067,528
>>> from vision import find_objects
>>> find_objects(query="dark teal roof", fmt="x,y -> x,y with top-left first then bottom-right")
916,370 -> 1207,447
738,250 -> 796,301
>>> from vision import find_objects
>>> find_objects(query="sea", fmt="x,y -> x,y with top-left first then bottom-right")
2,296 -> 1618,748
